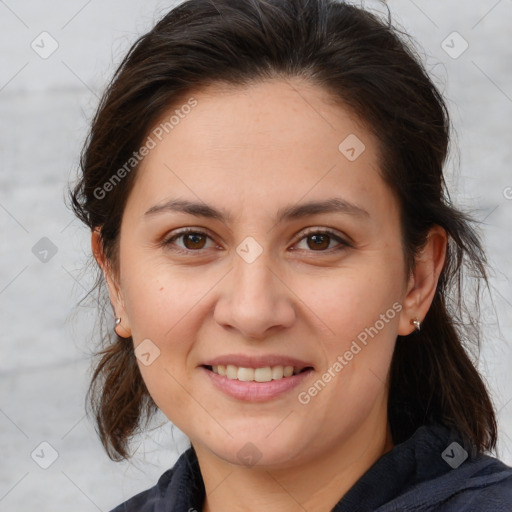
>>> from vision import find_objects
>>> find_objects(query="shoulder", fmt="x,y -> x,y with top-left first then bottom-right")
108,447 -> 204,512
433,454 -> 512,511
369,423 -> 512,512
108,467 -> 174,512
387,452 -> 512,512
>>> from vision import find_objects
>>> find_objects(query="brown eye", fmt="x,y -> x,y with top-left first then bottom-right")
162,229 -> 215,253
294,229 -> 350,253
182,232 -> 207,250
306,233 -> 331,251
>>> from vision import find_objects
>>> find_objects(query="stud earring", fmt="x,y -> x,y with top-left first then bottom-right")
114,317 -> 131,339
411,318 -> 421,331
114,317 -> 123,335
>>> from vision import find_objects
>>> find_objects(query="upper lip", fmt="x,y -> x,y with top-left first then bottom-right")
201,354 -> 314,370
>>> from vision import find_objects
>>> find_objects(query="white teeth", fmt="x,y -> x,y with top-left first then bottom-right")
271,366 -> 284,379
254,367 -> 272,382
210,364 -> 302,382
237,367 -> 254,381
283,366 -> 294,377
226,364 -> 238,379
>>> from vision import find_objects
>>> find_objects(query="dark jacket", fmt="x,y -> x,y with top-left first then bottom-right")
110,422 -> 512,511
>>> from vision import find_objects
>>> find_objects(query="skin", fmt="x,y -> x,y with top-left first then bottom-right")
92,78 -> 446,512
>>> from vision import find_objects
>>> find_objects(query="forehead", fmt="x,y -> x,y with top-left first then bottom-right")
126,78 -> 395,224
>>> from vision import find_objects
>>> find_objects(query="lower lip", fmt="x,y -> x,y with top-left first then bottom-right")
201,366 -> 314,402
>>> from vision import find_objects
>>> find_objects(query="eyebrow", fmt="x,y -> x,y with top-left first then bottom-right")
144,197 -> 370,224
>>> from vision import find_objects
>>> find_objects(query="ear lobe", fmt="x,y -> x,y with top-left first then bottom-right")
91,229 -> 130,335
398,226 -> 447,335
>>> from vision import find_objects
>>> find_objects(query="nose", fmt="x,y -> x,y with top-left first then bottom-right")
213,249 -> 296,340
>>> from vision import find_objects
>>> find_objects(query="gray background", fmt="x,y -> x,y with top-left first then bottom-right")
0,1 -> 511,510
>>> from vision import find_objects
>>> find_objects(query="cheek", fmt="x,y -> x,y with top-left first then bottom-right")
122,269 -> 201,423
118,258 -> 195,377
121,257 -> 206,339
291,258 -> 403,389
295,261 -> 402,333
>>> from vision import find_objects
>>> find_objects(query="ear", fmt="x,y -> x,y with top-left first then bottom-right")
398,225 -> 447,335
91,228 -> 132,338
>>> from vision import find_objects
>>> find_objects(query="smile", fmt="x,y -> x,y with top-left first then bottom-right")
204,364 -> 311,382
201,364 -> 314,402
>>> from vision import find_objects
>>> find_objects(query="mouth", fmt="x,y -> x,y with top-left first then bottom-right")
201,362 -> 315,402
202,364 -> 314,382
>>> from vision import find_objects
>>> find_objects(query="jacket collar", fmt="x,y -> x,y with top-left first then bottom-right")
154,422 -> 510,512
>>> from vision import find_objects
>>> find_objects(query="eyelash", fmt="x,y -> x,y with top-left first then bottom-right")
161,227 -> 351,255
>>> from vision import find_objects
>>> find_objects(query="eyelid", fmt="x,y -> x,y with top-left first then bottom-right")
161,227 -> 218,252
161,225 -> 352,255
291,227 -> 352,251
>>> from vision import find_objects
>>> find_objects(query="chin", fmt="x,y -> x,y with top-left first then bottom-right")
206,434 -> 307,470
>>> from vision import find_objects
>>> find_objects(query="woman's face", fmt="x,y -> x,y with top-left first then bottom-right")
105,78 -> 417,468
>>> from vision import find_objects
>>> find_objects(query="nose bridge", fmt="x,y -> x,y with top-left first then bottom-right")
214,240 -> 295,338
234,246 -> 275,303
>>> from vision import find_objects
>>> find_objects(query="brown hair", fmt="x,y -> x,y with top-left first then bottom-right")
69,0 -> 497,461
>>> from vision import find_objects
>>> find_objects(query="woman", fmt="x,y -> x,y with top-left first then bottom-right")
69,0 -> 512,510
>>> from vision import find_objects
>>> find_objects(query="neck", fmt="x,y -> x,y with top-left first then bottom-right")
196,412 -> 394,512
